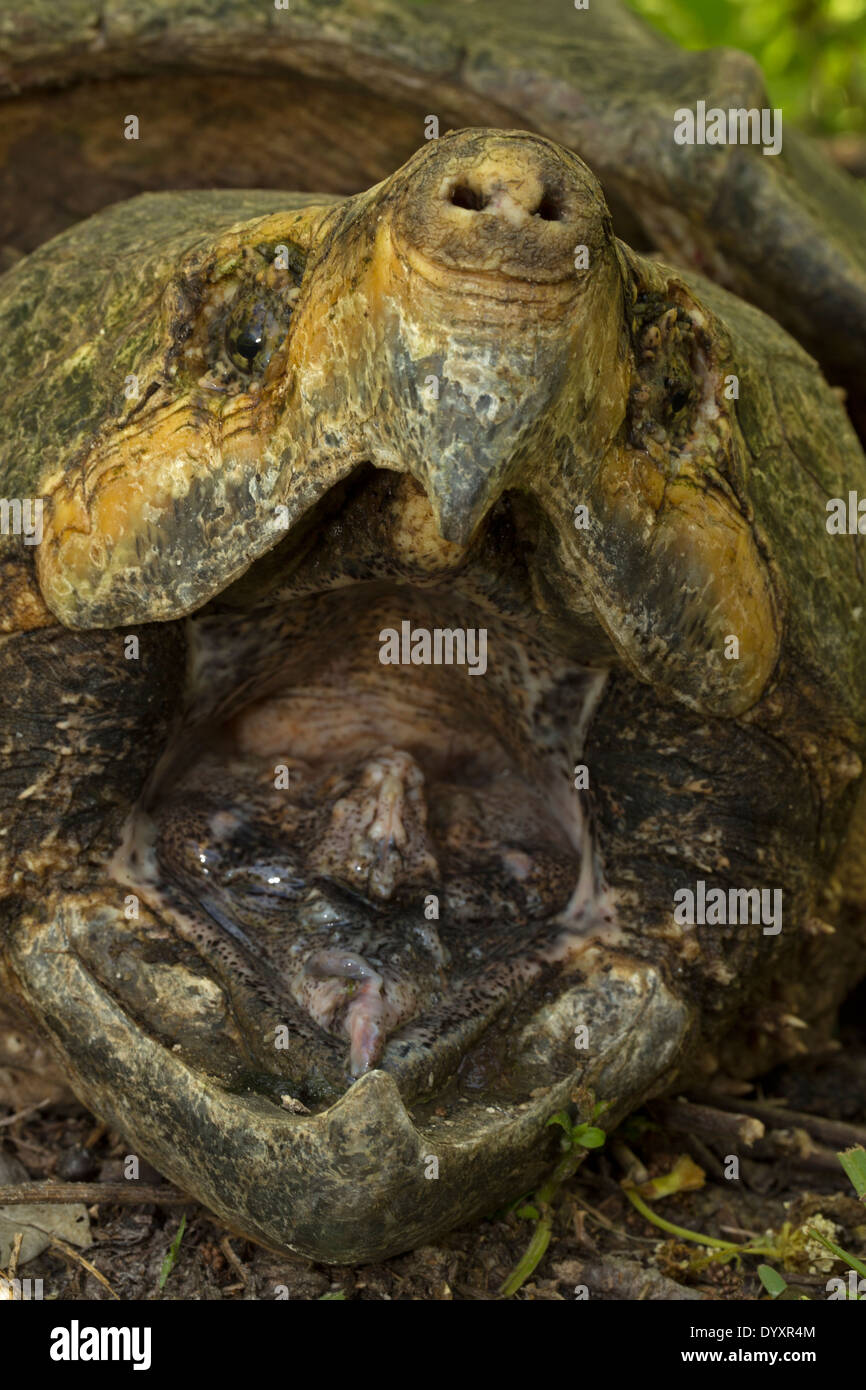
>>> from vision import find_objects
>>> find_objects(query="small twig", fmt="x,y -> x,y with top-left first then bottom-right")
650,1098 -> 764,1148
0,1182 -> 192,1206
571,1193 -> 660,1244
0,1098 -> 52,1128
7,1231 -> 23,1280
720,1225 -> 761,1242
757,1130 -> 844,1172
610,1140 -> 649,1184
50,1237 -> 120,1300
220,1236 -> 248,1286
695,1094 -> 866,1151
4,1137 -> 55,1163
683,1134 -> 724,1178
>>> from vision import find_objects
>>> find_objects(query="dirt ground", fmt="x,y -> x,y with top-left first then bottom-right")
3,982 -> 865,1302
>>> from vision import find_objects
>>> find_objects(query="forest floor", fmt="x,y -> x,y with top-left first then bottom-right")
2,986 -> 865,1302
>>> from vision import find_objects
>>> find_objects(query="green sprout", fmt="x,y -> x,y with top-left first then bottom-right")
501,1097 -> 608,1298
157,1213 -> 187,1293
624,1144 -> 866,1298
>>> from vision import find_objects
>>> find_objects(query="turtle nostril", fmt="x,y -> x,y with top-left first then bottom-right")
533,192 -> 563,222
450,184 -> 488,212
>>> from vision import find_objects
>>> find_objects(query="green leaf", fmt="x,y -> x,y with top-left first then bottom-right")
157,1212 -> 187,1292
516,1204 -> 541,1220
545,1111 -> 573,1137
838,1146 -> 866,1202
320,1290 -> 346,1300
575,1126 -> 606,1149
758,1264 -> 788,1297
808,1228 -> 866,1279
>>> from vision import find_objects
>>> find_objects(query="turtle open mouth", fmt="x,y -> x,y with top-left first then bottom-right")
115,467 -> 618,1109
47,129 -> 778,1140
7,126 -> 833,1264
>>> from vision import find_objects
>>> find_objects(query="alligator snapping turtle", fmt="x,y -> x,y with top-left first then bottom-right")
1,0 -> 865,430
1,124 -> 866,1264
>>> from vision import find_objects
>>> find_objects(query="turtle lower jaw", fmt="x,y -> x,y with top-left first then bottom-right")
11,888 -> 689,1262
10,480 -> 700,1261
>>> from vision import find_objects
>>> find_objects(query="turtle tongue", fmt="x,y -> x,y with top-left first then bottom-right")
287,743 -> 444,1075
140,716 -> 582,1093
300,948 -> 403,1076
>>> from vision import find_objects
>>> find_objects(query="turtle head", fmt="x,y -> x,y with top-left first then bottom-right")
13,129 -> 845,1267
38,129 -> 627,620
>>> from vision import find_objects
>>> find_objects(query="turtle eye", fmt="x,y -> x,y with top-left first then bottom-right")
235,316 -> 265,364
226,298 -> 288,374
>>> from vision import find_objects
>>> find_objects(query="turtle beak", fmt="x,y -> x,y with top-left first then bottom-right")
384,130 -> 629,546
285,129 -> 629,548
283,131 -> 779,717
426,462 -> 509,549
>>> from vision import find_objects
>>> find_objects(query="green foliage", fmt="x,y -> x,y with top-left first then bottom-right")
627,1146 -> 866,1298
501,1097 -> 609,1297
546,1109 -> 607,1149
628,0 -> 866,133
157,1212 -> 187,1292
757,1263 -> 789,1297
807,1226 -> 866,1279
838,1143 -> 866,1200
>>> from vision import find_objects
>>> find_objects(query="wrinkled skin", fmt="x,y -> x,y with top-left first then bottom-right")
2,130 -> 866,1262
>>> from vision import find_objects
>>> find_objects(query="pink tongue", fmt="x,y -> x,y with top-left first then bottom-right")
300,948 -> 408,1076
346,987 -> 390,1078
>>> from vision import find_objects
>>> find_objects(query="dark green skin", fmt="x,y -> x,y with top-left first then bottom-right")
1,0 -> 864,417
0,190 -> 326,556
1,124 -> 866,1262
